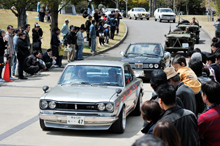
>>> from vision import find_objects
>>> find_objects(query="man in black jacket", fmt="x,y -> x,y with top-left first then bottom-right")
23,24 -> 31,53
41,49 -> 54,69
86,16 -> 92,47
157,83 -> 200,146
65,25 -> 76,62
24,51 -> 41,75
164,67 -> 197,115
32,24 -> 42,52
211,53 -> 220,83
17,33 -> 30,79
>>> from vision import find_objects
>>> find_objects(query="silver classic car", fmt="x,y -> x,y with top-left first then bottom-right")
39,60 -> 143,133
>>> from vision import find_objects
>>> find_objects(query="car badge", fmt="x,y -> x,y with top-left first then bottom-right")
75,104 -> 77,110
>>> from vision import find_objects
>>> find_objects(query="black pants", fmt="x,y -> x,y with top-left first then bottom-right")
24,65 -> 39,75
111,26 -> 116,40
99,37 -> 104,45
17,53 -> 26,78
52,46 -> 59,66
39,12 -> 45,22
87,33 -> 91,47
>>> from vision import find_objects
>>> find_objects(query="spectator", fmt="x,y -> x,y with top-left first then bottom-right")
94,9 -> 101,23
188,50 -> 195,60
141,100 -> 161,134
0,29 -> 9,82
90,20 -> 97,56
12,29 -> 20,77
198,81 -> 220,146
34,22 -> 43,50
98,2 -> 104,10
23,24 -> 31,54
110,14 -> 117,40
24,51 -> 42,75
102,6 -> 107,13
104,24 -> 110,45
32,24 -> 42,52
213,18 -> 220,37
41,49 -> 55,69
98,21 -> 105,46
211,42 -> 220,54
37,1 -> 41,13
205,53 -> 216,81
58,42 -> 64,68
51,27 -> 60,67
5,25 -> 15,80
211,53 -> 220,83
212,37 -> 218,43
153,121 -> 181,146
132,135 -> 166,146
88,0 -> 92,15
61,19 -> 69,41
164,67 -> 196,114
76,25 -> 86,60
86,16 -> 92,47
65,25 -> 76,62
39,2 -> 45,22
115,9 -> 120,36
191,52 -> 202,62
17,33 -> 30,79
172,55 -> 201,94
156,83 -> 199,146
82,9 -> 89,18
194,48 -> 207,64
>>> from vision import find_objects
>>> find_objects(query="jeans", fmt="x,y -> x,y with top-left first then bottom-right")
77,45 -> 84,60
58,56 -> 63,67
215,31 -> 220,37
106,36 -> 109,44
88,8 -> 92,15
87,33 -> 91,47
0,56 -> 4,79
91,38 -> 96,52
12,54 -> 17,75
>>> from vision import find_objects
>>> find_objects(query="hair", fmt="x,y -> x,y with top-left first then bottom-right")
206,54 -> 215,63
69,25 -> 74,29
203,66 -> 210,77
189,58 -> 203,76
0,29 -> 5,37
7,25 -> 13,30
88,15 -> 92,19
194,48 -> 201,53
141,100 -> 161,122
157,83 -> 176,106
19,32 -> 25,37
92,20 -> 96,24
172,55 -> 187,66
132,135 -> 166,146
33,50 -> 40,56
169,74 -> 180,83
201,81 -> 220,104
150,70 -> 168,92
153,121 -> 181,146
215,53 -> 220,60
188,50 -> 195,58
47,49 -> 52,52
25,24 -> 30,29
212,37 -> 218,43
15,28 -> 20,34
211,42 -> 219,48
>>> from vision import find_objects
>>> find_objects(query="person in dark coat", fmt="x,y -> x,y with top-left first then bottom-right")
0,29 -> 9,82
17,33 -> 30,79
50,28 -> 61,67
32,24 -> 42,52
24,51 -> 41,75
211,53 -> 220,83
41,49 -> 54,69
211,42 -> 220,54
86,16 -> 92,47
156,83 -> 200,146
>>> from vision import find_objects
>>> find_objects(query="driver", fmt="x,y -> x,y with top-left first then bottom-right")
153,46 -> 161,55
190,17 -> 199,25
108,68 -> 118,82
71,67 -> 87,82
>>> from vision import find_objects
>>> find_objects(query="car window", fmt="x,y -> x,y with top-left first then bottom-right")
59,65 -> 123,87
135,8 -> 146,12
160,9 -> 173,13
124,65 -> 133,85
158,9 -> 159,12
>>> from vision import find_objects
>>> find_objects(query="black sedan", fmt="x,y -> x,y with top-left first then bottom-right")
120,43 -> 171,79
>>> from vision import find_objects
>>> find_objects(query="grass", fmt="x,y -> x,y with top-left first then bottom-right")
0,9 -> 126,53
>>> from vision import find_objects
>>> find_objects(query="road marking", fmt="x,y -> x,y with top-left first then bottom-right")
0,96 -> 39,99
0,116 -> 38,141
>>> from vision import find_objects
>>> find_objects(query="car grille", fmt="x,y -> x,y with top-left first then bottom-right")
130,63 -> 149,69
56,102 -> 98,111
162,15 -> 174,17
135,63 -> 143,68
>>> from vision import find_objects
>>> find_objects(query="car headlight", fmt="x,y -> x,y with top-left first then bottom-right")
149,64 -> 153,68
49,101 -> 56,109
154,64 -> 159,69
106,103 -> 114,112
98,103 -> 105,111
40,100 -> 48,109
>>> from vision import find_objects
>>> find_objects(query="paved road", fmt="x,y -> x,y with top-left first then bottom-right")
0,19 -> 211,146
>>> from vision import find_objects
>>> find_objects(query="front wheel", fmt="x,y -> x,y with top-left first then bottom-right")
134,15 -> 137,20
147,18 -> 149,20
168,20 -> 170,23
129,15 -> 131,19
131,94 -> 142,116
173,19 -> 175,23
155,18 -> 157,21
159,17 -> 162,22
140,18 -> 143,20
110,107 -> 126,134
39,118 -> 50,131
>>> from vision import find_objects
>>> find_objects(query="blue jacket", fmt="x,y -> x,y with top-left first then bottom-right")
61,23 -> 69,37
89,24 -> 96,39
13,34 -> 19,53
110,18 -> 117,27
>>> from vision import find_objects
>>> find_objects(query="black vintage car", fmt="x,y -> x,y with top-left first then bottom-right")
120,43 -> 171,79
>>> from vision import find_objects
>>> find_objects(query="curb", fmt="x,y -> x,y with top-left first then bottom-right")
83,21 -> 128,56
201,27 -> 213,40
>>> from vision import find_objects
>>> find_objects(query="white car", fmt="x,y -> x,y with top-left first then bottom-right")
154,8 -> 176,23
128,8 -> 150,20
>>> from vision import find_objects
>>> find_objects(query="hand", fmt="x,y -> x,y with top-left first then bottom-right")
28,46 -> 30,49
9,54 -> 12,58
68,45 -> 70,48
44,67 -> 47,70
7,45 -> 10,49
89,35 -> 91,38
52,56 -> 56,60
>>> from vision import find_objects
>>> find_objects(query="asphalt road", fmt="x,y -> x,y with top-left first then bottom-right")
0,18 -> 211,146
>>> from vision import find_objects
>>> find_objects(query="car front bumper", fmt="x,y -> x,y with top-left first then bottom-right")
39,111 -> 118,130
137,15 -> 150,18
133,69 -> 159,79
161,16 -> 176,20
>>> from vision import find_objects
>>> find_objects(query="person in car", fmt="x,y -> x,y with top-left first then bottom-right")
153,46 -> 161,55
108,68 -> 117,82
190,17 -> 199,25
183,27 -> 191,34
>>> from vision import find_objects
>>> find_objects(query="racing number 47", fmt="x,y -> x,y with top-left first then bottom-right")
78,119 -> 84,124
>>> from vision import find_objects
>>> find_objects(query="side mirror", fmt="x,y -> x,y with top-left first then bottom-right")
164,34 -> 167,37
120,51 -> 124,56
164,52 -> 170,59
43,86 -> 49,93
116,88 -> 122,96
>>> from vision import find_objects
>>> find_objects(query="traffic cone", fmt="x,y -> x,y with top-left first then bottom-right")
3,60 -> 13,82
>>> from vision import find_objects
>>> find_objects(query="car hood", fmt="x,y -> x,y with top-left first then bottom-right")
43,85 -> 117,102
161,12 -> 175,15
121,56 -> 161,63
135,12 -> 149,14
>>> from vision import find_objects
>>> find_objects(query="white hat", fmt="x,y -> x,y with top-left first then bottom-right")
115,9 -> 119,12
89,0 -> 92,1
65,18 -> 69,22
35,24 -> 40,27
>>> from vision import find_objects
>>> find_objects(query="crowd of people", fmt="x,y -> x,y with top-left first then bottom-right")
133,35 -> 220,146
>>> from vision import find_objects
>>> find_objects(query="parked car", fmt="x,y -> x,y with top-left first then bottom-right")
120,43 -> 171,80
128,8 -> 150,20
164,28 -> 195,53
39,60 -> 143,134
154,8 -> 176,23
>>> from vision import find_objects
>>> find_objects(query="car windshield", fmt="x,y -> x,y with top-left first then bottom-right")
160,9 -> 173,13
59,65 -> 123,87
107,8 -> 115,12
125,44 -> 163,56
135,8 -> 146,12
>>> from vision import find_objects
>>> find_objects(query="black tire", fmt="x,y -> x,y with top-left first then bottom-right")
39,118 -> 50,131
131,94 -> 142,116
168,20 -> 170,23
159,17 -> 162,22
134,15 -> 137,20
147,18 -> 149,20
110,107 -> 126,134
140,18 -> 143,20
155,18 -> 157,21
173,19 -> 175,23
129,15 -> 131,19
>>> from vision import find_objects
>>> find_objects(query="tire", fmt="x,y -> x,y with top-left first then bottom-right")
168,20 -> 170,23
155,18 -> 157,21
110,107 -> 126,134
159,17 -> 162,22
131,94 -> 142,116
39,118 -> 50,131
134,15 -> 137,20
129,15 -> 131,19
147,18 -> 149,20
140,18 -> 143,20
173,19 -> 175,23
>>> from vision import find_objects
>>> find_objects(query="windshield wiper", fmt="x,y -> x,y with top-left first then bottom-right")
61,82 -> 90,85
91,82 -> 120,86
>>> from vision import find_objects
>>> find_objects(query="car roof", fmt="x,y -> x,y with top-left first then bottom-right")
67,60 -> 128,67
130,42 -> 162,45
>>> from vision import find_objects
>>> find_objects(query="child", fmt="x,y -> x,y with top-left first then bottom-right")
104,24 -> 110,45
172,55 -> 201,94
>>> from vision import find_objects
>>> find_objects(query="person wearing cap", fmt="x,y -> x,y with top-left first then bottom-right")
164,67 -> 197,114
61,19 -> 69,41
65,25 -> 76,62
190,17 -> 199,25
88,0 -> 92,15
32,23 -> 42,52
213,18 -> 220,37
76,25 -> 86,60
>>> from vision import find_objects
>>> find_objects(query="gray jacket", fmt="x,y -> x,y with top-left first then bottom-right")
213,22 -> 220,31
76,31 -> 84,46
5,32 -> 14,55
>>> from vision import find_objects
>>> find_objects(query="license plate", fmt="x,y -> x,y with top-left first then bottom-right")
134,70 -> 145,77
142,15 -> 145,17
182,43 -> 189,48
67,116 -> 85,125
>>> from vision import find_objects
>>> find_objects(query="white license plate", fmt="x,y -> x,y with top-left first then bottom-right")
182,43 -> 189,48
67,116 -> 85,125
134,70 -> 145,77
142,15 -> 145,17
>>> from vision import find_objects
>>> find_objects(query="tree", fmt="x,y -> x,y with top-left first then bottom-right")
111,0 -> 119,8
0,0 -> 37,28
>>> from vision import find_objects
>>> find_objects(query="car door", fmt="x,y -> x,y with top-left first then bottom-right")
123,65 -> 136,113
